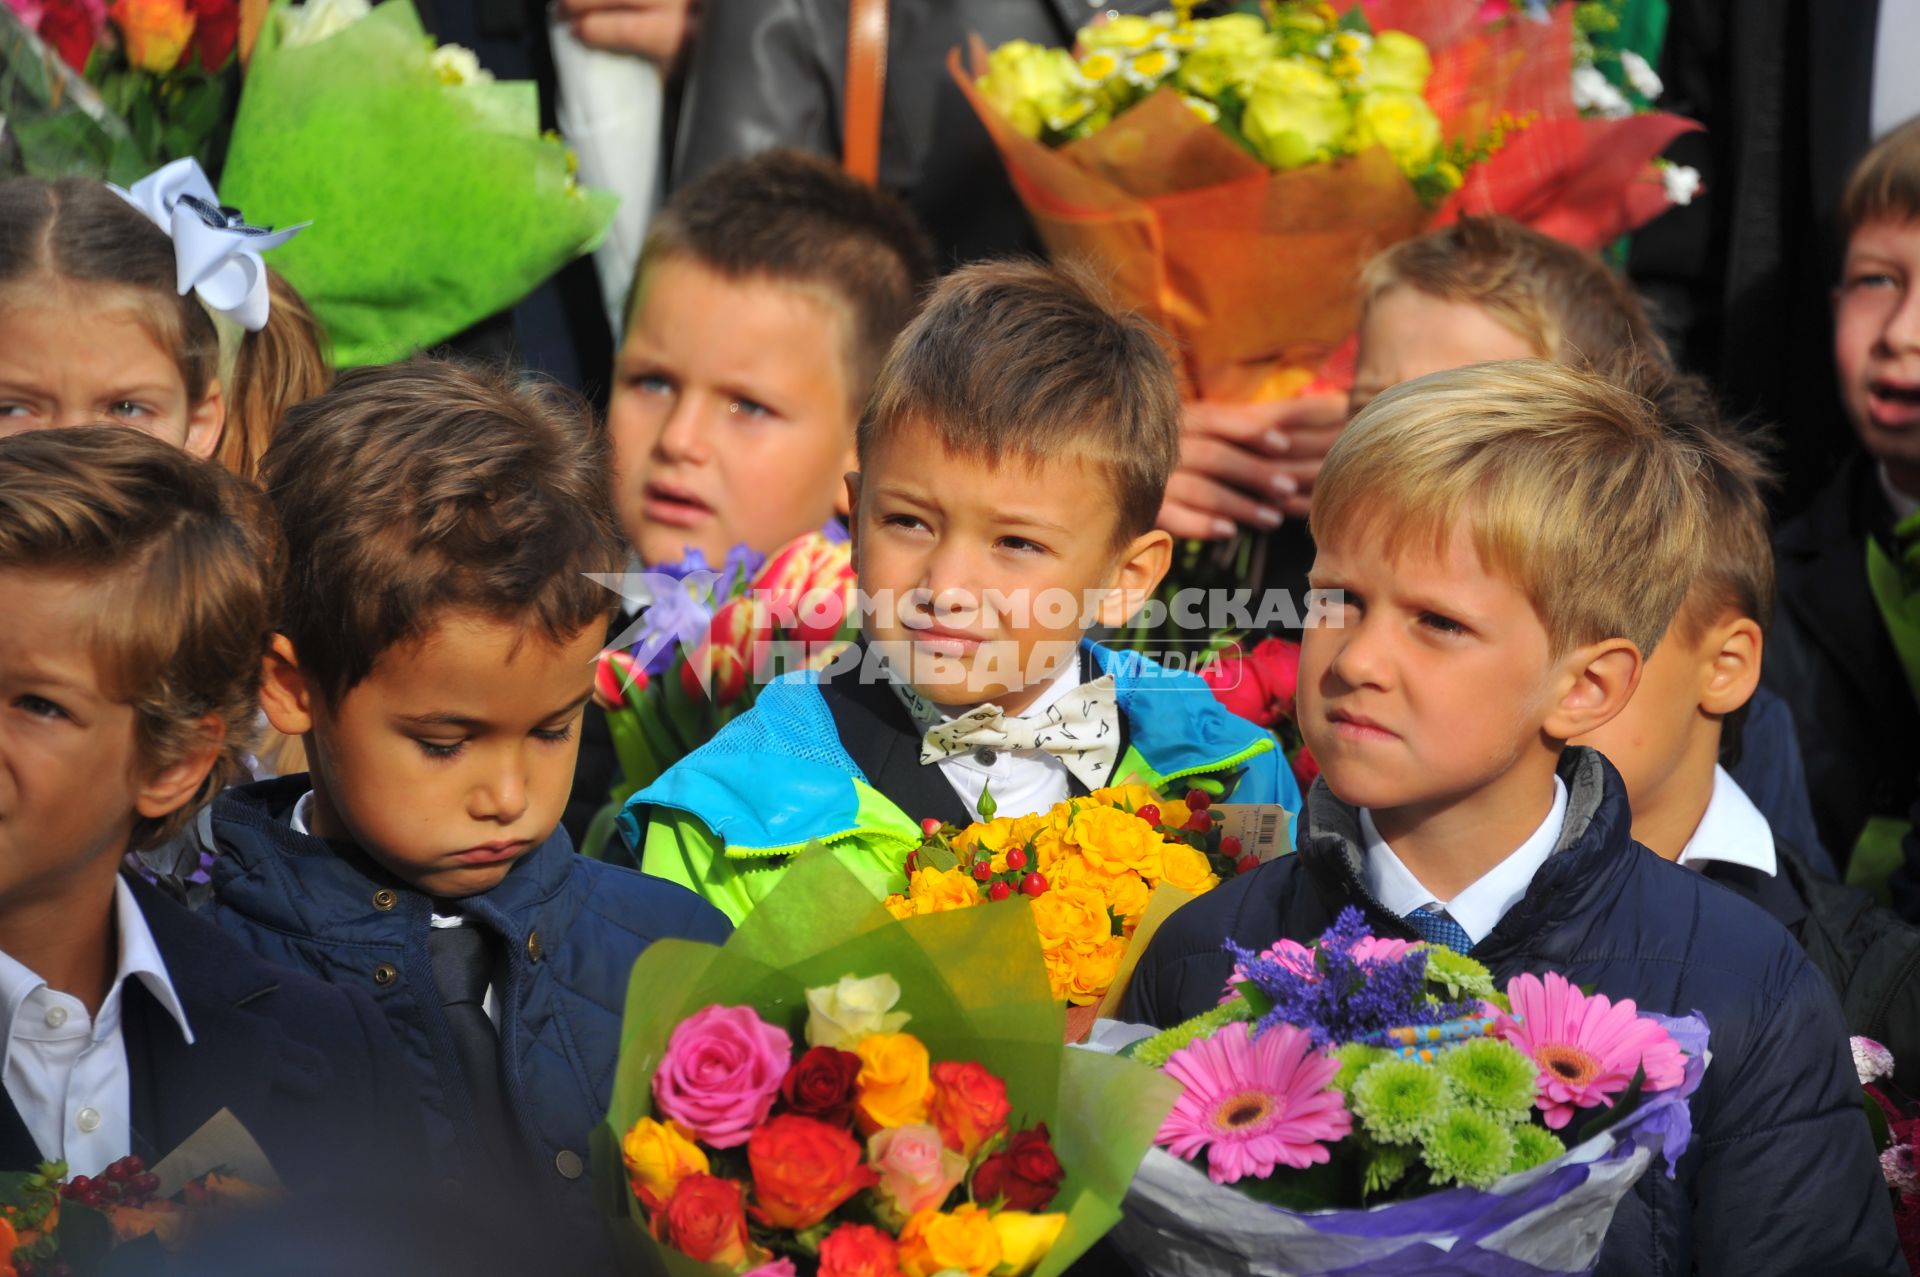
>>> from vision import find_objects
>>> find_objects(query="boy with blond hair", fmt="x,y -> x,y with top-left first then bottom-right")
629,262 -> 1302,923
1127,361 -> 1900,1275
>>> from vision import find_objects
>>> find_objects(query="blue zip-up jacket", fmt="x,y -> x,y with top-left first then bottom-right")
1124,748 -> 1903,1277
203,776 -> 731,1267
623,641 -> 1305,923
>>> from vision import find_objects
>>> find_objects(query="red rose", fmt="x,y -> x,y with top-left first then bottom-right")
781,1046 -> 863,1127
39,1 -> 106,72
1247,638 -> 1301,720
662,1173 -> 751,1269
818,1222 -> 901,1277
970,1124 -> 1064,1212
1291,744 -> 1320,791
746,1114 -> 876,1230
185,0 -> 234,68
1201,638 -> 1302,727
926,1060 -> 1010,1157
1198,650 -> 1267,724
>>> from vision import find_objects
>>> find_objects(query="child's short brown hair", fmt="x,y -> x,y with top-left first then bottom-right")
1360,215 -> 1665,368
261,359 -> 623,703
1314,359 -> 1710,658
0,426 -> 278,848
859,260 -> 1182,541
637,150 -> 936,411
1842,117 -> 1920,237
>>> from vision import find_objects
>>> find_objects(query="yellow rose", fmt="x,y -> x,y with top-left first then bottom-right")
1077,13 -> 1160,52
1028,828 -> 1068,872
900,1203 -> 1004,1277
1157,843 -> 1221,895
992,1211 -> 1069,1276
1068,806 -> 1165,878
855,1031 -> 932,1132
956,817 -> 1018,857
1352,89 -> 1442,174
620,1117 -> 707,1209
901,866 -> 984,916
1063,937 -> 1126,1006
977,40 -> 1079,139
1242,57 -> 1351,169
1367,30 -> 1432,94
885,894 -> 915,921
1176,26 -> 1278,99
1101,869 -> 1154,919
1028,883 -> 1112,951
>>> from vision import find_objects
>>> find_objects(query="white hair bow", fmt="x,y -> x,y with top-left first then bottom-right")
109,158 -> 308,333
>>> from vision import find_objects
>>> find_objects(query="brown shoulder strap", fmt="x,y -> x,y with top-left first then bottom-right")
843,0 -> 890,185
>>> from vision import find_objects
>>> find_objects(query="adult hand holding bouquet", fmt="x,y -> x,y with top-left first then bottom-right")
597,852 -> 1179,1275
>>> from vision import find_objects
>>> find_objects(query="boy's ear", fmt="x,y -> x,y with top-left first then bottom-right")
1095,528 -> 1174,629
134,714 -> 226,822
842,471 -> 863,551
259,633 -> 318,737
1699,615 -> 1763,716
184,379 -> 226,461
833,450 -> 859,519
1541,637 -> 1641,741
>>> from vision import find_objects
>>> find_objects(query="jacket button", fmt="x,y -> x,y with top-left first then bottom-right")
526,931 -> 543,962
373,962 -> 398,985
372,889 -> 397,911
554,1150 -> 583,1179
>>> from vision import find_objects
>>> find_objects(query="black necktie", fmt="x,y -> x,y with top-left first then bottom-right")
428,923 -> 518,1160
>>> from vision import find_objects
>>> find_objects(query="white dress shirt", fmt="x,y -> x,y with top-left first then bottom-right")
1675,765 -> 1778,877
1360,776 -> 1570,947
290,792 -> 498,1024
0,877 -> 193,1175
890,658 -> 1103,822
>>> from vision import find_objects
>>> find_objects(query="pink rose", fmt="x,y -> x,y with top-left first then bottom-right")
744,1260 -> 798,1277
653,1005 -> 792,1148
867,1122 -> 967,1218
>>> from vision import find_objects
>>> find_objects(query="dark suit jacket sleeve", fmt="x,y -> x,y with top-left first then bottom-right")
1688,958 -> 1903,1275
672,0 -> 839,187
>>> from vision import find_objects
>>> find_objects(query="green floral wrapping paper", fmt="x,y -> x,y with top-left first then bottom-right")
594,851 -> 1181,1276
219,0 -> 615,367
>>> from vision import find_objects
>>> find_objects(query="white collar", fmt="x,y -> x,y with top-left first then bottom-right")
290,789 -> 314,836
1360,775 -> 1569,946
1881,463 -> 1920,524
0,877 -> 194,1066
889,649 -> 1085,728
1675,765 -> 1777,876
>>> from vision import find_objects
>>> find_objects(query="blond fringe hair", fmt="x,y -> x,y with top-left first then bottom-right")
1843,116 -> 1920,237
1311,359 -> 1709,658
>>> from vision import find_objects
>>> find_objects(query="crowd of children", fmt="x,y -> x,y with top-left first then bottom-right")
3,99 -> 1920,1275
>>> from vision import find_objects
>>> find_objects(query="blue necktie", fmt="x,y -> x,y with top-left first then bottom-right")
1405,906 -> 1473,955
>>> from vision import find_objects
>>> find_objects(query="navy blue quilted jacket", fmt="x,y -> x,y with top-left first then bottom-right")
202,776 -> 730,1265
1124,749 -> 1905,1277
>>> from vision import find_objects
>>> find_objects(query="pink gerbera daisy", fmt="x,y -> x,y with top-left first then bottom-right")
1494,972 -> 1685,1130
1156,1021 -> 1352,1184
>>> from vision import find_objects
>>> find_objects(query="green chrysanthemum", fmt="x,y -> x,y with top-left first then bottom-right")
1362,1142 -> 1417,1197
1437,1038 -> 1538,1121
1419,945 -> 1498,1001
1508,1124 -> 1566,1174
1333,1042 -> 1390,1093
1132,997 -> 1254,1069
1423,1107 -> 1516,1189
1350,1059 -> 1447,1143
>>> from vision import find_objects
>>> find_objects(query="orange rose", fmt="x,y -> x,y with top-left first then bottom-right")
111,0 -> 196,73
662,1173 -> 751,1269
1028,883 -> 1111,950
747,1113 -> 877,1229
927,1059 -> 1011,1156
819,1222 -> 902,1277
854,1031 -> 932,1132
898,1203 -> 1003,1277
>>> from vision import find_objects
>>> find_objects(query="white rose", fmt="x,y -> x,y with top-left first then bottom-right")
1619,50 -> 1663,101
804,973 -> 911,1049
282,0 -> 371,49
1661,163 -> 1701,207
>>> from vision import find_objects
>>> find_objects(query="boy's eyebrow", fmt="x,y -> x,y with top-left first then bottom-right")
394,691 -> 592,731
992,509 -> 1075,536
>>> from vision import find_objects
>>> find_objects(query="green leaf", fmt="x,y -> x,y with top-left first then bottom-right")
1227,1156 -> 1356,1209
1865,1092 -> 1895,1152
11,111 -> 112,178
1573,1064 -> 1646,1145
1337,6 -> 1376,35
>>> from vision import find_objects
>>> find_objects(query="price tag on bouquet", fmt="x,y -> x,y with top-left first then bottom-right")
1211,804 -> 1292,862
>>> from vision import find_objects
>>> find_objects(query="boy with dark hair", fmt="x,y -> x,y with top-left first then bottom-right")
203,360 -> 730,1261
1125,360 -> 1901,1275
629,261 -> 1303,923
0,426 -> 406,1187
1767,116 -> 1920,906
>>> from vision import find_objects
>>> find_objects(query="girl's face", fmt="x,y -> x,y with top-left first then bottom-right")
0,286 -> 223,458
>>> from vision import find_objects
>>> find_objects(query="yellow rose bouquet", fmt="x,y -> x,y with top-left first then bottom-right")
884,779 -> 1275,1013
597,853 -> 1179,1277
954,1 -> 1697,401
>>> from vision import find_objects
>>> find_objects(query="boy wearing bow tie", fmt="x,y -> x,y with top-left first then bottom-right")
628,262 -> 1304,923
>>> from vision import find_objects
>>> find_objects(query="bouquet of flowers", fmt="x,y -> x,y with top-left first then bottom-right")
582,528 -> 859,858
1198,636 -> 1318,791
1,0 -> 236,181
885,779 -> 1278,1014
598,852 -> 1180,1276
1857,1037 -> 1920,1268
956,0 -> 1697,402
217,0 -> 616,366
1099,909 -> 1709,1275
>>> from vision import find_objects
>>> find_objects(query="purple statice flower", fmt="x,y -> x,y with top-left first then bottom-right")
1224,907 -> 1474,1048
1615,1011 -> 1710,1177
